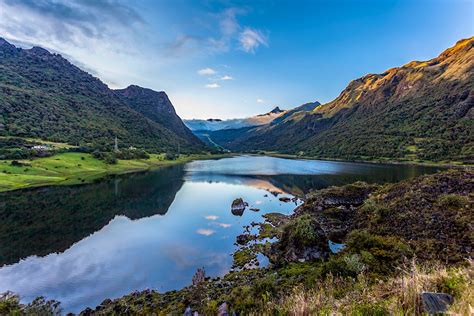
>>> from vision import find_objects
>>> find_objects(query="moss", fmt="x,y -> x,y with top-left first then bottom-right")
345,230 -> 412,276
233,248 -> 256,269
351,302 -> 389,316
281,214 -> 320,247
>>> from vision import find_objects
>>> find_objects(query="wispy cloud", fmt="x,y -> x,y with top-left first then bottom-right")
205,83 -> 220,89
220,75 -> 233,80
205,215 -> 219,220
197,229 -> 216,236
0,0 -> 144,52
239,27 -> 268,53
257,98 -> 264,103
198,67 -> 217,76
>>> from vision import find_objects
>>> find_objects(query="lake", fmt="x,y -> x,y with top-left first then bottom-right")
0,156 -> 443,313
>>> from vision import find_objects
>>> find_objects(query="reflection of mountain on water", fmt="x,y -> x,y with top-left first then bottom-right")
0,165 -> 185,266
260,165 -> 443,196
187,163 -> 443,197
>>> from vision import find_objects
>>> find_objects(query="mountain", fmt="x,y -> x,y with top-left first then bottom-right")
270,102 -> 320,125
114,85 -> 200,145
184,106 -> 287,132
212,37 -> 474,163
0,38 -> 205,153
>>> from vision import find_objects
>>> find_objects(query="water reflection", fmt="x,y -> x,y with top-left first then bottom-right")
0,156 -> 443,313
0,165 -> 185,266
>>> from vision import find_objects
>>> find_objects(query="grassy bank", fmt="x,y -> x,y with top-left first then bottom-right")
0,152 -> 231,192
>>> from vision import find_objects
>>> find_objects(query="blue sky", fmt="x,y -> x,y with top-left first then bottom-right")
1,0 -> 473,119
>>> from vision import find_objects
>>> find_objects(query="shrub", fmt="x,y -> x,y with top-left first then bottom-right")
437,194 -> 469,210
281,214 -> 320,247
345,230 -> 412,276
164,152 -> 178,160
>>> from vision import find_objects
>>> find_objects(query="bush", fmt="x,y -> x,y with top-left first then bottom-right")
345,230 -> 412,276
164,152 -> 178,160
10,160 -> 29,167
281,214 -> 320,247
437,194 -> 469,210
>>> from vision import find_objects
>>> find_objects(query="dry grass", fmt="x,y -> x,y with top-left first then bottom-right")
261,260 -> 473,315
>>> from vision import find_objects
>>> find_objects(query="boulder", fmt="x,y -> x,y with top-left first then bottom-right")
231,198 -> 246,216
421,292 -> 453,314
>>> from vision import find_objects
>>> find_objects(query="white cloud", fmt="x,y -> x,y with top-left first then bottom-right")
198,67 -> 217,76
205,215 -> 219,220
257,98 -> 264,103
220,75 -> 233,80
239,27 -> 268,53
196,229 -> 216,236
205,83 -> 220,89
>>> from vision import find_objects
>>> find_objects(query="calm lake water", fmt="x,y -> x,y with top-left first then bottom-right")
0,156 -> 443,313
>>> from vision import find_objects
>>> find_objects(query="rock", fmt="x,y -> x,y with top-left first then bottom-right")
184,306 -> 193,316
250,208 -> 260,212
279,197 -> 291,202
421,292 -> 453,314
218,302 -> 229,316
236,234 -> 255,245
231,198 -> 246,216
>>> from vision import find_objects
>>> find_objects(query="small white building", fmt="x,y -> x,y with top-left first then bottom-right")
32,145 -> 50,151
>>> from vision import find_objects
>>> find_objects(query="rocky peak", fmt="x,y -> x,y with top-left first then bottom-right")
270,106 -> 284,114
258,106 -> 285,117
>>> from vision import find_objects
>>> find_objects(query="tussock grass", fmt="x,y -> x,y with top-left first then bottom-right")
261,260 -> 473,315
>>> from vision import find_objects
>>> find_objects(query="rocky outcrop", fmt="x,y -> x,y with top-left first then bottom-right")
231,198 -> 247,216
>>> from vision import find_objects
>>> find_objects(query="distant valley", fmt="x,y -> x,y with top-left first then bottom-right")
195,37 -> 474,164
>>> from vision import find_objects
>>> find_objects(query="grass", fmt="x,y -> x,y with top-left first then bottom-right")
0,152 -> 231,192
265,260 -> 473,315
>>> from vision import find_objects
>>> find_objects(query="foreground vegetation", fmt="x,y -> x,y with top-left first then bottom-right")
2,169 -> 471,315
0,151 -> 229,192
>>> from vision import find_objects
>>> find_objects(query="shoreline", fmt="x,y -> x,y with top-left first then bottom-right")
261,152 -> 473,169
0,152 -> 234,193
2,150 -> 470,193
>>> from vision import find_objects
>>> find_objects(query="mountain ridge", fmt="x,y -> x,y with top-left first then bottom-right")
210,37 -> 474,163
0,38 -> 205,153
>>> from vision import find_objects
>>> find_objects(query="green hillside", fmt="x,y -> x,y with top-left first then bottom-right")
0,38 -> 206,153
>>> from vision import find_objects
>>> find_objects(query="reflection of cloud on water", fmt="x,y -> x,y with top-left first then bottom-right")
212,222 -> 231,228
0,213 -> 235,313
196,229 -> 216,236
